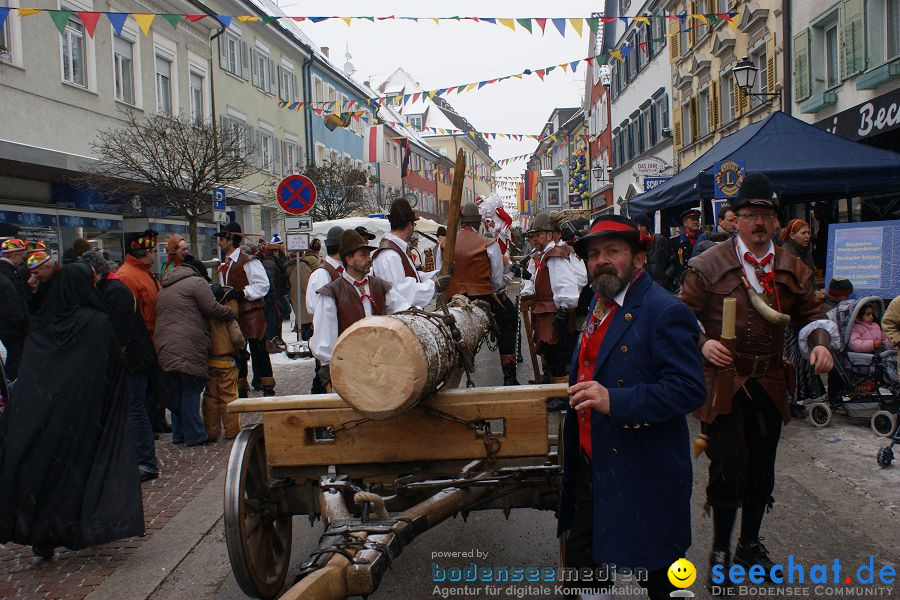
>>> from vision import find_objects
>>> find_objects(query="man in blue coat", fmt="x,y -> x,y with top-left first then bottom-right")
558,214 -> 706,599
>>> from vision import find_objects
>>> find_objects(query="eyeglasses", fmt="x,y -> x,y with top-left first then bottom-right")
737,212 -> 777,222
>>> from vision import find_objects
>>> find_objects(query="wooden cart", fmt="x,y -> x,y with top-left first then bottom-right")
224,383 -> 567,599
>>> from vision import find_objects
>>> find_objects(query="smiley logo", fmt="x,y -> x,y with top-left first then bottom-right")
667,558 -> 696,588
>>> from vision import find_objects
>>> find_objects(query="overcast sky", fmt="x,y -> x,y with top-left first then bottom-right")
279,0 -> 598,182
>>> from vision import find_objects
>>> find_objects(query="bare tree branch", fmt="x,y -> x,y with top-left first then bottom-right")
302,157 -> 378,221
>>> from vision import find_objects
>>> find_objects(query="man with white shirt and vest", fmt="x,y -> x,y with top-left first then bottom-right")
679,173 -> 835,589
310,229 -> 410,391
372,198 -> 450,308
448,202 -> 519,385
524,211 -> 583,386
305,226 -> 344,319
214,222 -> 275,397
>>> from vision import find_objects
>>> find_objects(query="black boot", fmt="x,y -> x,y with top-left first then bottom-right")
502,363 -> 520,386
262,386 -> 276,397
708,550 -> 734,596
32,545 -> 54,560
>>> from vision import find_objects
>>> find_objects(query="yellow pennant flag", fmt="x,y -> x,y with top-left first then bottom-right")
134,14 -> 155,35
466,82 -> 477,91
17,8 -> 42,16
692,14 -> 708,25
513,73 -> 523,79
498,18 -> 515,31
568,18 -> 583,37
237,16 -> 260,22
433,18 -> 439,25
728,12 -> 741,30
560,63 -> 570,72
428,90 -> 437,99
610,49 -> 623,62
633,16 -> 650,25
341,17 -> 351,26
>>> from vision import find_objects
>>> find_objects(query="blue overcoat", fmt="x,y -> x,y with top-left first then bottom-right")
557,272 -> 706,572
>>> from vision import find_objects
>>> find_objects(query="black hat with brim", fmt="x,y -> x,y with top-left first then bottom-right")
731,172 -> 778,212
680,208 -> 701,221
573,214 -> 643,259
339,229 -> 376,259
354,226 -> 377,241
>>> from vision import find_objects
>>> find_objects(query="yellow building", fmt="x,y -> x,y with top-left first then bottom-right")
665,0 -> 783,170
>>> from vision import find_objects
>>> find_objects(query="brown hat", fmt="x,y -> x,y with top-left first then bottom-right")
72,237 -> 92,258
388,198 -> 418,229
339,229 -> 376,259
166,234 -> 184,255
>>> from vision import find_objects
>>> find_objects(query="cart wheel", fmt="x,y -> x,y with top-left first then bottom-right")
876,446 -> 894,468
871,411 -> 898,438
225,424 -> 292,599
808,402 -> 832,428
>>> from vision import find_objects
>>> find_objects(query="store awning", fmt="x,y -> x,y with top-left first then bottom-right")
628,111 -> 900,215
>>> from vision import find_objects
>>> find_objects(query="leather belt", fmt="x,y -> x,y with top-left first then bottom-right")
733,352 -> 781,379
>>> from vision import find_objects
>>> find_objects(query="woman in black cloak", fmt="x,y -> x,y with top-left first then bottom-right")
0,262 -> 144,558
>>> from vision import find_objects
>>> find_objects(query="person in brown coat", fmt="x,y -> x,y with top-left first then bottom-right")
287,248 -> 320,340
155,263 -> 233,446
203,285 -> 245,440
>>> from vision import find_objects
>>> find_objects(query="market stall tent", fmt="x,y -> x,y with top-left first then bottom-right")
628,111 -> 900,216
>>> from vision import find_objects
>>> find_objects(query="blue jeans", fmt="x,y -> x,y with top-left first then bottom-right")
164,372 -> 208,445
127,375 -> 159,474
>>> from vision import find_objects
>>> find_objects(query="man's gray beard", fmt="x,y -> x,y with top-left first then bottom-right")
591,264 -> 634,299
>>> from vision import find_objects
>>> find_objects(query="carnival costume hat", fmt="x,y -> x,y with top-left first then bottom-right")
354,226 -> 376,241
124,230 -> 158,254
388,198 -> 418,229
680,208 -> 701,221
573,214 -> 644,260
213,222 -> 260,242
526,212 -> 554,234
165,234 -> 184,255
339,229 -> 376,259
732,172 -> 777,211
460,202 -> 482,225
26,240 -> 46,255
27,251 -> 52,271
325,226 -> 344,249
1,238 -> 27,254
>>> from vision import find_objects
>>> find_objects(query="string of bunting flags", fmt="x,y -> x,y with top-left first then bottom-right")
0,8 -> 738,38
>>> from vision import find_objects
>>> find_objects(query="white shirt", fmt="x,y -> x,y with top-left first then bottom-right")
309,271 -> 410,364
564,242 -> 589,290
735,236 -> 775,294
519,252 -> 540,296
544,240 -> 582,310
224,248 -> 269,301
372,232 -> 436,308
305,255 -> 343,316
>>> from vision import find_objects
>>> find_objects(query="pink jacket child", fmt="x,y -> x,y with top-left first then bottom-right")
849,305 -> 892,353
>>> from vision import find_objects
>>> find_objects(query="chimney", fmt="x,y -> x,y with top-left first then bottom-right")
321,46 -> 329,58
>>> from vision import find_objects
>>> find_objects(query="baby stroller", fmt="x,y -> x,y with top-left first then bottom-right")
805,296 -> 900,437
877,406 -> 899,467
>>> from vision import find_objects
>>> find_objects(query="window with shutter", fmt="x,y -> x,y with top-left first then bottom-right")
250,48 -> 259,87
240,41 -> 250,80
710,80 -> 719,131
669,19 -> 680,61
793,29 -> 811,101
672,105 -> 683,150
689,1 -> 697,46
840,0 -> 866,79
766,34 -> 777,95
690,96 -> 699,140
267,58 -> 276,94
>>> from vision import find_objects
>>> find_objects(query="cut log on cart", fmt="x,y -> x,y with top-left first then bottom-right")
329,296 -> 493,420
224,383 -> 567,600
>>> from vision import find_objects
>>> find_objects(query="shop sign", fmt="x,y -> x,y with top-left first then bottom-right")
825,220 -> 900,298
815,87 -> 900,141
0,210 -> 58,228
713,161 -> 744,198
633,157 -> 667,176
643,176 -> 671,192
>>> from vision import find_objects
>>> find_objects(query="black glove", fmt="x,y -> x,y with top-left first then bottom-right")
555,307 -> 571,324
230,288 -> 245,301
519,266 -> 532,280
434,275 -> 451,295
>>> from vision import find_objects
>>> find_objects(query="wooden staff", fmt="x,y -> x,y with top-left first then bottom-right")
519,298 -> 542,383
438,149 -> 466,283
714,297 -> 737,415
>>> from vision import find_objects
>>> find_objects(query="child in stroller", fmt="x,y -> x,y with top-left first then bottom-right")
805,296 -> 899,436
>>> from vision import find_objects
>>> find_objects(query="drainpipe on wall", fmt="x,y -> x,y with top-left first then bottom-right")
781,0 -> 792,115
302,54 -> 314,168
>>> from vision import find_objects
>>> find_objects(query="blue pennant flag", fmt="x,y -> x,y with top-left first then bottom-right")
551,18 -> 566,36
216,15 -> 233,28
0,7 -> 9,33
107,12 -> 129,36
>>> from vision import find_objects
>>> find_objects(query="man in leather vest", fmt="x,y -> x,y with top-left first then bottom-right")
448,202 -> 519,385
310,229 -> 409,391
305,226 -> 344,318
214,222 -> 275,397
679,173 -> 835,587
523,212 -> 582,387
372,198 -> 449,308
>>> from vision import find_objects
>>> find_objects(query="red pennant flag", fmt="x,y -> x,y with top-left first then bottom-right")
377,15 -> 394,20
639,42 -> 648,51
718,13 -> 734,22
412,92 -> 421,103
314,109 -> 323,116
536,69 -> 545,80
185,14 -> 207,22
78,12 -> 101,38
585,57 -> 594,63
601,17 -> 616,23
535,18 -> 546,34
291,16 -> 306,22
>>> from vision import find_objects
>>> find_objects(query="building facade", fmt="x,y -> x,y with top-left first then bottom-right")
0,0 -> 220,261
585,8 -> 616,216
608,0 -> 675,216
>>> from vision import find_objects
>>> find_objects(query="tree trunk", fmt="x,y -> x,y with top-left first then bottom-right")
330,297 -> 492,419
188,215 -> 198,255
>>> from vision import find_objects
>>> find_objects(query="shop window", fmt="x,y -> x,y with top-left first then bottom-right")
61,13 -> 87,87
113,34 -> 135,104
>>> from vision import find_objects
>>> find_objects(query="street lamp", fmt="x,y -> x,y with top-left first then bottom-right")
731,56 -> 781,101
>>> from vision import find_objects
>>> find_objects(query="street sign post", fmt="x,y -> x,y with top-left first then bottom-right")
277,175 -> 317,215
286,232 -> 310,251
213,187 -> 227,223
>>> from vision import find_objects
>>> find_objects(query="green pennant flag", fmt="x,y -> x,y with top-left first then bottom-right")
456,84 -> 466,93
260,16 -> 278,25
48,9 -> 70,36
362,16 -> 374,22
516,18 -> 532,33
161,14 -> 181,29
546,65 -> 556,74
587,17 -> 599,35
707,14 -> 721,26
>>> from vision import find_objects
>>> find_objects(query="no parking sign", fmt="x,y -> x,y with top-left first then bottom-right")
277,175 -> 317,215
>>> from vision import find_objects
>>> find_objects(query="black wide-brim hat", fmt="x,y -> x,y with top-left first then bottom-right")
731,172 -> 778,212
573,214 -> 643,259
388,198 -> 418,225
213,222 -> 241,238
